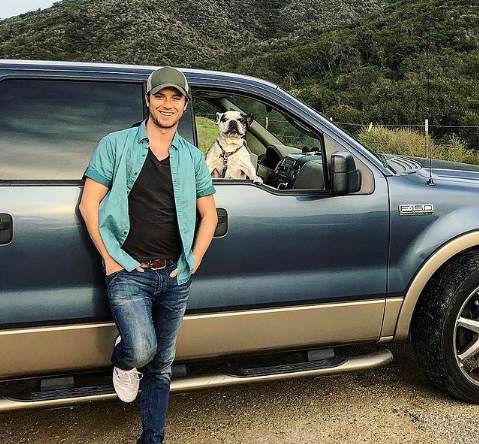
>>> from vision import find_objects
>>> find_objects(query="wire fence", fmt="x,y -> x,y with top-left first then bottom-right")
335,122 -> 479,129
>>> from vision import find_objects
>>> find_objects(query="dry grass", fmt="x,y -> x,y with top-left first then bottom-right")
357,126 -> 479,165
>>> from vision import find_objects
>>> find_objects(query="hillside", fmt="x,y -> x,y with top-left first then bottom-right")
0,0 -> 386,67
222,0 -> 479,148
0,0 -> 477,150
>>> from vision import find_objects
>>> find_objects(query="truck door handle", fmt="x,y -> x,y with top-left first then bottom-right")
0,213 -> 13,244
215,208 -> 228,237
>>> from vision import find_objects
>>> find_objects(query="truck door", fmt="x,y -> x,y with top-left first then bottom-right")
176,88 -> 390,359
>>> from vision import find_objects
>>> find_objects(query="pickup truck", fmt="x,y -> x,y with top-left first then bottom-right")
1,60 -> 479,411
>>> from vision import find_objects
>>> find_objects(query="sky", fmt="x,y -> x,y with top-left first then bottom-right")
0,0 -> 57,19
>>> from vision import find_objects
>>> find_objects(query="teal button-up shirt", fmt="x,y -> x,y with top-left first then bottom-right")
83,120 -> 216,285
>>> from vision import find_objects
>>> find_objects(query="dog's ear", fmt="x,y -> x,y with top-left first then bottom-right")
216,112 -> 223,125
246,113 -> 254,128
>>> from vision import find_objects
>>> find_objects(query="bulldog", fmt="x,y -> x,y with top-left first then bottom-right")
205,110 -> 263,183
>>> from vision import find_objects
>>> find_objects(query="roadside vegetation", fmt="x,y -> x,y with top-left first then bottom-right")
356,126 -> 479,165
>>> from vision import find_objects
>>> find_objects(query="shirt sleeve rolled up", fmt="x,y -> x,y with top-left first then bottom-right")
83,136 -> 115,188
195,150 -> 216,198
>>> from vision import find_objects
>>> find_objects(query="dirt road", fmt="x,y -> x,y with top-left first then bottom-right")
2,343 -> 478,444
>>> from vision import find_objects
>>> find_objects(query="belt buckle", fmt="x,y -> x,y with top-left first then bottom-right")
151,259 -> 166,270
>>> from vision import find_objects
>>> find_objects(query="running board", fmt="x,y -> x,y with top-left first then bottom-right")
0,349 -> 392,412
228,356 -> 346,377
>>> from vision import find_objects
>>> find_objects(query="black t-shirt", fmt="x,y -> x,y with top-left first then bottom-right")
122,148 -> 182,260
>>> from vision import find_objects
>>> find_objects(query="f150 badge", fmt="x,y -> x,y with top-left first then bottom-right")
399,204 -> 434,216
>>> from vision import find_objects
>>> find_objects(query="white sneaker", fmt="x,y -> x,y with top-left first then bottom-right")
112,336 -> 142,403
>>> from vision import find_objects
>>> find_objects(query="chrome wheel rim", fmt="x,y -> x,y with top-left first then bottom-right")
454,285 -> 479,386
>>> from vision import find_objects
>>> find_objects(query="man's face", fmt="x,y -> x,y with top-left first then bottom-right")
146,87 -> 187,129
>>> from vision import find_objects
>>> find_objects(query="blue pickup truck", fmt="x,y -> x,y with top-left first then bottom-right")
1,60 -> 479,411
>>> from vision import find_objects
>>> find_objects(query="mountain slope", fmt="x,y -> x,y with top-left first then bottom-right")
0,0 -> 476,149
221,0 -> 479,147
0,0 -> 386,66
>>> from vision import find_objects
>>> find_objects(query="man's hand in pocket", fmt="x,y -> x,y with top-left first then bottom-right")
170,253 -> 201,278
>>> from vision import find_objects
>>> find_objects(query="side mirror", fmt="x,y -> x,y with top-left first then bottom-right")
331,152 -> 362,195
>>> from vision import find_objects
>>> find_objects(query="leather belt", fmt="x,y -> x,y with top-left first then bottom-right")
139,258 -> 176,270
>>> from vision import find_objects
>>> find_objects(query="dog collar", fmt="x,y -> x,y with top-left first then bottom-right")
216,139 -> 244,178
216,139 -> 244,158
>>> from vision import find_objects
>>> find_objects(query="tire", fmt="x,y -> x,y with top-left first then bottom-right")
410,250 -> 479,403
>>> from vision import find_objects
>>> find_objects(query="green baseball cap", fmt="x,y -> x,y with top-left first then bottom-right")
146,66 -> 190,99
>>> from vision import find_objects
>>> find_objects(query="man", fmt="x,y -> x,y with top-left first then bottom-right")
79,66 -> 218,444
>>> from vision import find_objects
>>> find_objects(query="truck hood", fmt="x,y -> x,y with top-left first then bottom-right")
426,167 -> 479,184
381,154 -> 479,184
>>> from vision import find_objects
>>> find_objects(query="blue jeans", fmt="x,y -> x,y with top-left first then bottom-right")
105,259 -> 192,444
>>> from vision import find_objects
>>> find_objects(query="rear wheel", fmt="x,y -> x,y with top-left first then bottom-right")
410,250 -> 479,403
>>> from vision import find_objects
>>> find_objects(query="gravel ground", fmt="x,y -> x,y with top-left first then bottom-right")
2,342 -> 478,444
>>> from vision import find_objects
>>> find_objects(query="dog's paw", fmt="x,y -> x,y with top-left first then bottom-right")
252,176 -> 263,184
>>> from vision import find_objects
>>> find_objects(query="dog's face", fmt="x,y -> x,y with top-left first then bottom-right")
216,111 -> 254,138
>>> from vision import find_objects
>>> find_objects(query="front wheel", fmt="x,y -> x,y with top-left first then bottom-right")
410,251 -> 479,403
